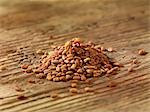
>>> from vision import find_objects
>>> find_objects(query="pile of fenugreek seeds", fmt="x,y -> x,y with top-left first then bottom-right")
21,38 -> 124,94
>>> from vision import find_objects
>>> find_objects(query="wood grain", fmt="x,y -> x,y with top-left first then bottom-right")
0,0 -> 150,112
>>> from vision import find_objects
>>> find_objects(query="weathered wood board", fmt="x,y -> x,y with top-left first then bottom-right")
0,0 -> 150,112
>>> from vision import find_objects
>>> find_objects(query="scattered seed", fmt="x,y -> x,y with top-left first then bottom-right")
66,75 -> 72,80
36,73 -> 46,79
21,64 -> 29,69
73,76 -> 80,80
26,68 -> 33,73
84,87 -> 93,92
52,60 -> 59,64
70,64 -> 76,70
71,83 -> 78,88
69,88 -> 78,93
47,73 -> 53,81
138,49 -> 148,55
107,47 -> 115,52
36,49 -> 44,55
50,93 -> 58,98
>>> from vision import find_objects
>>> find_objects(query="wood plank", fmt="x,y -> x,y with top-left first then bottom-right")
0,0 -> 149,112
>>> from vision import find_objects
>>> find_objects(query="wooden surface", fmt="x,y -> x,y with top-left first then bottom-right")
0,0 -> 150,112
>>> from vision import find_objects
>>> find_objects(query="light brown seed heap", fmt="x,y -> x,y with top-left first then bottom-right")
32,38 -> 119,82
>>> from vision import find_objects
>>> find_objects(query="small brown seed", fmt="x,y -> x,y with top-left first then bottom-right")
84,57 -> 91,63
77,68 -> 83,73
49,65 -> 56,70
64,60 -> 69,63
69,88 -> 78,93
70,64 -> 76,70
84,87 -> 93,92
132,59 -> 139,64
66,75 -> 72,80
36,73 -> 46,79
66,71 -> 73,75
107,47 -> 114,52
52,60 -> 59,64
26,68 -> 33,73
21,64 -> 29,69
53,77 -> 60,82
44,69 -> 50,75
56,66 -> 60,72
80,75 -> 86,81
47,73 -> 53,81
50,93 -> 58,98
71,83 -> 78,88
84,66 -> 96,69
34,69 -> 42,74
73,76 -> 80,80
86,69 -> 93,74
36,49 -> 44,55
59,76 -> 66,81
138,49 -> 147,55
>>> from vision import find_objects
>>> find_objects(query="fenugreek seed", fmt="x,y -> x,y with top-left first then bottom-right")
138,49 -> 147,55
66,71 -> 73,75
84,87 -> 93,92
52,60 -> 59,64
26,68 -> 32,73
77,68 -> 83,73
71,83 -> 78,88
52,71 -> 58,75
50,93 -> 58,98
73,76 -> 80,80
46,73 -> 53,81
62,55 -> 66,60
84,57 -> 91,63
64,60 -> 69,63
36,73 -> 46,79
86,69 -> 93,74
67,64 -> 71,67
34,69 -> 42,74
59,76 -> 65,81
70,60 -> 75,63
56,66 -> 60,72
69,88 -> 78,93
49,66 -> 56,70
66,75 -> 72,80
36,49 -> 44,55
44,69 -> 50,75
21,64 -> 29,69
81,75 -> 86,81
84,66 -> 96,69
132,59 -> 139,64
93,73 -> 100,77
71,64 -> 76,70
53,77 -> 59,82
107,47 -> 114,52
